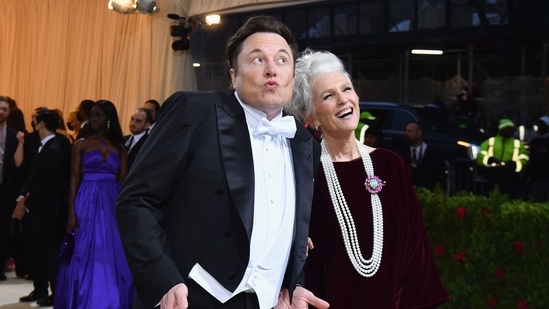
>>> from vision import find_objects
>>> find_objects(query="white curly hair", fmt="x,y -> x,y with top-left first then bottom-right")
285,48 -> 352,126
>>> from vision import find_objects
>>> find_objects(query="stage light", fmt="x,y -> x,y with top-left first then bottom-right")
108,0 -> 158,14
411,49 -> 444,55
108,0 -> 137,14
136,0 -> 158,14
205,15 -> 221,25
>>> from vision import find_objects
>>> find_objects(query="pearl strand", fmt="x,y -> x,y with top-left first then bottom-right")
320,139 -> 383,277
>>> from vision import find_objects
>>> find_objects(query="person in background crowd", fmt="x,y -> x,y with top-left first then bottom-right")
476,118 -> 529,199
76,99 -> 95,139
116,16 -> 328,309
54,100 -> 134,308
524,115 -> 549,202
363,125 -> 384,148
12,109 -> 71,306
399,121 -> 448,191
285,48 -> 449,308
143,99 -> 160,131
4,102 -> 30,279
65,110 -> 82,144
355,111 -> 376,144
123,108 -> 151,169
0,97 -> 18,281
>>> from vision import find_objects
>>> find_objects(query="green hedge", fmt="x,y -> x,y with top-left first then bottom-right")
417,188 -> 549,309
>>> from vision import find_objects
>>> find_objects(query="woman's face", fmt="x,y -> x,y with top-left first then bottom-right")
89,106 -> 108,131
309,71 -> 359,138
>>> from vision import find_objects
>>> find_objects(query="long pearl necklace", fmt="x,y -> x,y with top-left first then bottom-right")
320,139 -> 384,277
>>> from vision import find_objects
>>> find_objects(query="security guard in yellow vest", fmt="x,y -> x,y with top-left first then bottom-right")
476,118 -> 529,198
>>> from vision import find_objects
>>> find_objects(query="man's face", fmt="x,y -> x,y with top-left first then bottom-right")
129,110 -> 150,135
0,101 -> 9,124
229,32 -> 294,120
143,103 -> 157,122
405,123 -> 422,145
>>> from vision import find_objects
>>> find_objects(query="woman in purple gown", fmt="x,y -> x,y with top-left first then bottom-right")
55,100 -> 135,308
286,49 -> 450,308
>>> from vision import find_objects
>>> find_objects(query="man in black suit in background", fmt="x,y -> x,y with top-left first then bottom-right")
0,97 -> 18,281
75,99 -> 95,139
116,15 -> 328,309
399,121 -> 448,191
13,109 -> 71,306
123,108 -> 151,169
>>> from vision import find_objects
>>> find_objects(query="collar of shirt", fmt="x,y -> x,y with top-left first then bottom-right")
131,131 -> 147,144
40,134 -> 56,148
234,91 -> 286,134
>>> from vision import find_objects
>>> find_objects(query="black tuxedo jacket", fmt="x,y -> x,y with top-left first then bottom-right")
20,134 -> 70,218
398,144 -> 447,190
123,133 -> 149,169
1,126 -> 19,218
117,91 -> 320,308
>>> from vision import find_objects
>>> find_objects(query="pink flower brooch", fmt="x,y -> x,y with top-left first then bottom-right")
364,175 -> 385,194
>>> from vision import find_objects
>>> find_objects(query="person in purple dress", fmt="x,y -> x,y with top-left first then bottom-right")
285,49 -> 450,309
55,100 -> 135,308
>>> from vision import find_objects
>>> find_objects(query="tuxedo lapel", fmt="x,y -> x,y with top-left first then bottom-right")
128,134 -> 148,155
216,94 -> 255,239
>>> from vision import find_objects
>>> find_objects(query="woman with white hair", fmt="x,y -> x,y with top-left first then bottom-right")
286,49 -> 449,308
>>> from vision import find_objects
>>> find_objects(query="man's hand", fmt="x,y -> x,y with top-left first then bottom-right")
12,198 -> 27,220
16,131 -> 25,143
160,283 -> 188,309
274,286 -> 329,309
306,237 -> 314,257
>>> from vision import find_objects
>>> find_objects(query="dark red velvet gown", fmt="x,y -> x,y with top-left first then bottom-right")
305,148 -> 450,309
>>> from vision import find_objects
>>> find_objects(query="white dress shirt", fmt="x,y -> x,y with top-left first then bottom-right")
188,92 -> 296,308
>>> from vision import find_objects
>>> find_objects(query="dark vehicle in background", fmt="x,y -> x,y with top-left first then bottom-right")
359,102 -> 490,195
359,101 -> 488,161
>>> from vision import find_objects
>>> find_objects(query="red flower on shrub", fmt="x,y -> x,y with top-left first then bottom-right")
535,240 -> 543,251
489,297 -> 499,307
495,268 -> 505,280
517,300 -> 528,309
513,241 -> 524,253
480,207 -> 490,216
456,207 -> 466,219
454,251 -> 466,262
435,243 -> 445,257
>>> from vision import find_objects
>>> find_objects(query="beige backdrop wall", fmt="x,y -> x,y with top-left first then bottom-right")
0,0 -> 196,135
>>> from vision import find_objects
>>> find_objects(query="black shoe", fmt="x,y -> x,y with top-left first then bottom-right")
19,290 -> 48,302
0,273 -> 6,281
37,295 -> 54,307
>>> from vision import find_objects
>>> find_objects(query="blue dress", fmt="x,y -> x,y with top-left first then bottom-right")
55,149 -> 135,309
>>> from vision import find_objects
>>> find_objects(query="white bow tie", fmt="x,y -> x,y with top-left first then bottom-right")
254,116 -> 297,138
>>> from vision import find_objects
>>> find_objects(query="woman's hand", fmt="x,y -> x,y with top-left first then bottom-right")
67,213 -> 78,232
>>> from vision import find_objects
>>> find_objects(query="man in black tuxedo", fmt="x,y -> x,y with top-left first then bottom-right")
116,16 -> 328,309
143,99 -> 160,132
123,108 -> 152,169
0,98 -> 18,281
399,121 -> 448,191
13,109 -> 71,306
75,99 -> 95,139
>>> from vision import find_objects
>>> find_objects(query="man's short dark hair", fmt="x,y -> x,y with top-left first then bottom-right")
136,107 -> 153,124
144,100 -> 160,112
409,120 -> 425,133
225,15 -> 298,74
78,100 -> 96,117
36,109 -> 61,132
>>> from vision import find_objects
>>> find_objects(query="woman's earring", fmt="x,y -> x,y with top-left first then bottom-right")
107,121 -> 110,131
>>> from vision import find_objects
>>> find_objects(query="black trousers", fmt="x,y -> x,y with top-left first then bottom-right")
25,211 -> 60,294
155,278 -> 261,309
